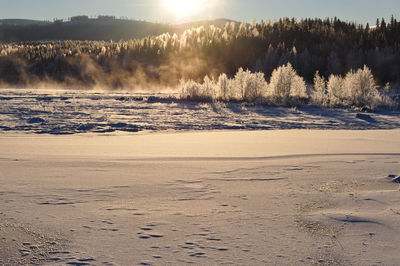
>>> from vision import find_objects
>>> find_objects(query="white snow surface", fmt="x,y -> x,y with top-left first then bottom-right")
0,89 -> 400,134
0,129 -> 400,265
1,88 -> 400,265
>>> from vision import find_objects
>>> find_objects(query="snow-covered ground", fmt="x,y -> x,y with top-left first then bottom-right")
1,89 -> 400,265
1,89 -> 400,134
1,130 -> 400,265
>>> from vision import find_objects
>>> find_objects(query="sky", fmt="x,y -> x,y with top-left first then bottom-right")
0,0 -> 398,25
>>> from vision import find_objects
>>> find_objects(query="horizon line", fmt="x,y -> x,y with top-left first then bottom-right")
0,14 -> 397,26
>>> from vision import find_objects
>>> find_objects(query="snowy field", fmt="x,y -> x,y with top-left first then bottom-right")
1,89 -> 400,265
0,89 -> 400,134
1,130 -> 400,265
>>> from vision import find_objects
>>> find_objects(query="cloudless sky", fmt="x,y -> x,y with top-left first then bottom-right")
0,0 -> 398,24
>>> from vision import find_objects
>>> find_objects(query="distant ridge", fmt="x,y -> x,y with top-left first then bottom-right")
0,17 -> 236,41
0,19 -> 50,26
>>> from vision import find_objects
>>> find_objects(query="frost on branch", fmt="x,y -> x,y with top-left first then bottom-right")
268,63 -> 307,105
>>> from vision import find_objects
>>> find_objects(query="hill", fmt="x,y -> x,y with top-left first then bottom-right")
0,19 -> 50,26
0,17 -> 234,41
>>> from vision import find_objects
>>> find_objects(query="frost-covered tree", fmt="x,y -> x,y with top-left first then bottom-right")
311,71 -> 328,106
178,65 -> 397,109
233,68 -> 267,101
344,65 -> 377,107
179,68 -> 267,102
263,45 -> 279,76
202,75 -> 217,100
1,17 -> 400,90
327,74 -> 345,106
268,63 -> 307,105
217,73 -> 232,101
179,77 -> 215,102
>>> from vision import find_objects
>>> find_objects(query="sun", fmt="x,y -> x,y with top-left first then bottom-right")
163,0 -> 201,17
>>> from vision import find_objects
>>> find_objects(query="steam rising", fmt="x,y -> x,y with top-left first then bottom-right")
0,17 -> 400,93
0,29 -> 228,91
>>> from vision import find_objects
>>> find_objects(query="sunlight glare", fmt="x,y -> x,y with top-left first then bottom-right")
163,0 -> 202,17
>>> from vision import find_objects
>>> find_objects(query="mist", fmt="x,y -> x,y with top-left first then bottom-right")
1,17 -> 400,92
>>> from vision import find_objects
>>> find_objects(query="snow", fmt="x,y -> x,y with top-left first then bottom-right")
0,89 -> 399,135
1,87 -> 400,264
0,129 -> 400,265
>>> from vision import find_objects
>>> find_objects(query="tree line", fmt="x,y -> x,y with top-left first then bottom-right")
0,17 -> 399,89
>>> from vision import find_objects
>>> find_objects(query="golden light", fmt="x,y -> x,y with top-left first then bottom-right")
163,0 -> 202,17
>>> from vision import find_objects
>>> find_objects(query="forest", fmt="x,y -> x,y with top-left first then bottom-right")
0,17 -> 399,108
